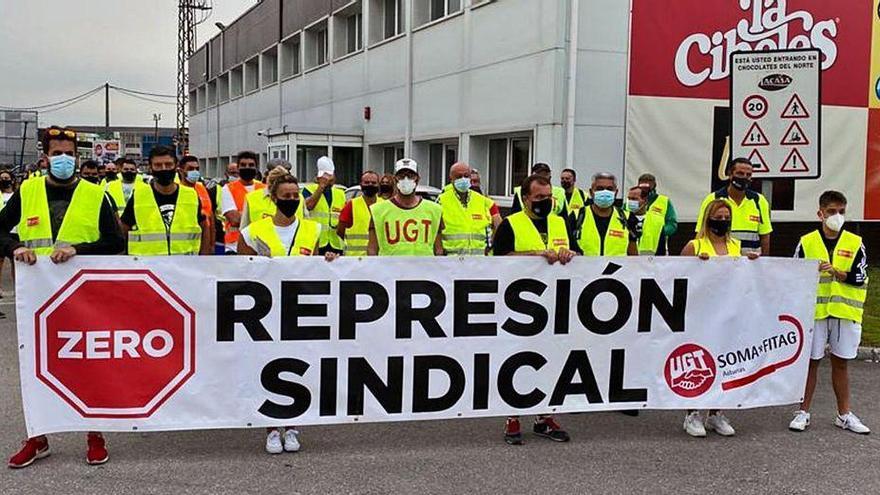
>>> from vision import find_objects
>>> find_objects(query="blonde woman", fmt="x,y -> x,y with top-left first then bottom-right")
238,171 -> 336,454
680,199 -> 758,438
240,164 -> 304,230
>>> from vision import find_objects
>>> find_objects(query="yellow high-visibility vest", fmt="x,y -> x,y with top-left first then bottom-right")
18,177 -> 103,255
800,230 -> 868,323
637,195 -> 669,255
566,188 -> 587,213
514,185 -> 567,216
247,217 -> 320,257
692,236 -> 742,257
370,199 -> 443,256
106,177 -> 147,214
344,195 -> 383,257
245,189 -> 304,224
128,185 -> 201,256
506,211 -> 569,254
696,189 -> 772,254
304,184 -> 346,250
438,188 -> 493,256
575,206 -> 629,256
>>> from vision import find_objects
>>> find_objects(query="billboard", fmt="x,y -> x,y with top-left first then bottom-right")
92,140 -> 122,163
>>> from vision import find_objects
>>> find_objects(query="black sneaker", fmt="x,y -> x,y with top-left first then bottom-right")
504,418 -> 523,445
533,417 -> 570,442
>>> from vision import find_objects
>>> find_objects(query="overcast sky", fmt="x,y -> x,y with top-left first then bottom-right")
0,0 -> 255,129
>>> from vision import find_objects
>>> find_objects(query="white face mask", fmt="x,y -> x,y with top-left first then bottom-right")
397,177 -> 417,196
824,213 -> 845,232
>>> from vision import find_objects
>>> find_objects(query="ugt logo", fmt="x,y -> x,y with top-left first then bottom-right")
664,343 -> 717,398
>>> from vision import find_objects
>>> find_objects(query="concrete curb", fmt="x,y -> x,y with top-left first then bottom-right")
857,347 -> 880,362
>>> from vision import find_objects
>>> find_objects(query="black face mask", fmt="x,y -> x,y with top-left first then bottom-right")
361,185 -> 379,197
239,168 -> 257,181
82,176 -> 99,184
379,184 -> 393,195
276,199 -> 300,218
731,177 -> 750,191
104,173 -> 117,182
153,169 -> 176,186
561,181 -> 573,190
0,180 -> 12,189
707,219 -> 731,236
530,198 -> 553,219
122,171 -> 137,182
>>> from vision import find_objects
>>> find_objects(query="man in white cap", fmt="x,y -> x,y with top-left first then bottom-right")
367,158 -> 444,256
303,156 -> 346,254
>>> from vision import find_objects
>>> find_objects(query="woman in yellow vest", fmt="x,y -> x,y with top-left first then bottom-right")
337,170 -> 384,257
789,191 -> 870,434
241,165 -> 304,230
237,171 -> 336,454
680,199 -> 758,439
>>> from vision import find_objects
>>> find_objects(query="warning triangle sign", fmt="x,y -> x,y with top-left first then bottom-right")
781,94 -> 810,119
780,121 -> 810,146
780,148 -> 810,173
741,122 -> 770,147
747,148 -> 770,173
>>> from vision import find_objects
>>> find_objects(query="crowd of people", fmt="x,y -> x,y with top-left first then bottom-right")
3,126 -> 870,468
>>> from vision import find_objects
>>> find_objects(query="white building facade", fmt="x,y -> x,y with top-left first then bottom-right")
188,0 -> 628,204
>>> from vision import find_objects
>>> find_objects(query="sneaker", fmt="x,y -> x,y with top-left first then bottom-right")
86,433 -> 108,465
265,429 -> 283,454
8,437 -> 50,469
504,418 -> 523,445
789,410 -> 811,432
283,429 -> 301,452
706,412 -> 736,437
683,411 -> 706,437
835,412 -> 871,435
533,417 -> 570,442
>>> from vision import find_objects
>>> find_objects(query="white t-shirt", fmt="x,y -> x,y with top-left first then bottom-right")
221,182 -> 256,252
240,219 -> 321,257
122,182 -> 135,204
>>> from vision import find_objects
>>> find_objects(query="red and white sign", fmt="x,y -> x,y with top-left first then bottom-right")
780,121 -> 810,146
665,343 -> 717,398
781,94 -> 811,119
780,148 -> 810,173
743,94 -> 769,119
741,122 -> 770,146
34,270 -> 195,418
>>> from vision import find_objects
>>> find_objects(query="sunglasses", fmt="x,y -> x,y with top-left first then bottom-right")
47,128 -> 77,139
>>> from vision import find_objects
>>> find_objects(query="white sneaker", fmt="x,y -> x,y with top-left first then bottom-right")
835,412 -> 871,434
265,429 -> 283,454
706,412 -> 736,436
683,411 -> 706,437
789,410 -> 811,432
283,429 -> 301,452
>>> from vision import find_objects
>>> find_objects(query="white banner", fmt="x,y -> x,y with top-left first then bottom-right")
16,256 -> 818,436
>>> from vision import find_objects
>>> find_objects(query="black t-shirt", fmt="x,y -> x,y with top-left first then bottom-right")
120,186 -> 205,230
0,182 -> 125,257
492,215 -> 582,256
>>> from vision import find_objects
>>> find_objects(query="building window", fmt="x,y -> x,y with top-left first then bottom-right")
206,79 -> 217,107
426,141 -> 457,188
346,13 -> 363,53
230,65 -> 244,98
488,136 -> 531,196
305,20 -> 329,69
334,3 -> 363,59
189,89 -> 198,114
414,0 -> 461,27
281,34 -> 302,78
382,145 -> 405,174
196,85 -> 206,112
369,0 -> 404,45
244,57 -> 260,93
261,47 -> 278,86
217,73 -> 229,103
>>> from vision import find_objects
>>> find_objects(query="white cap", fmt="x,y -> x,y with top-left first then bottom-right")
317,156 -> 335,178
394,158 -> 418,174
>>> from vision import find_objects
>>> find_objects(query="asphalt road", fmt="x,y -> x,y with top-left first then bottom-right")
0,269 -> 878,495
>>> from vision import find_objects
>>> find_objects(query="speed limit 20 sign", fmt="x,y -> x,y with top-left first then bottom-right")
731,49 -> 821,179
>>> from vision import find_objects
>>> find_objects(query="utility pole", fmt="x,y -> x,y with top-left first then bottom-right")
18,121 -> 29,171
153,113 -> 162,143
177,1 -> 213,156
105,82 -> 110,133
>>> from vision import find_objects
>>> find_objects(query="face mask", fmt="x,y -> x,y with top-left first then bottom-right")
186,170 -> 201,183
104,173 -> 117,182
227,176 -> 239,182
707,219 -> 731,236
0,180 -> 12,189
627,200 -> 642,213
239,168 -> 257,181
361,185 -> 379,197
824,213 -> 845,232
49,154 -> 76,181
731,177 -> 750,191
82,176 -> 99,184
122,171 -> 137,182
593,189 -> 615,208
530,197 -> 553,218
453,177 -> 471,193
561,180 -> 573,190
379,184 -> 393,195
276,199 -> 300,218
397,177 -> 417,196
153,169 -> 176,186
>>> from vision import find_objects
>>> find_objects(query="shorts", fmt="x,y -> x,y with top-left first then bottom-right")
811,318 -> 861,360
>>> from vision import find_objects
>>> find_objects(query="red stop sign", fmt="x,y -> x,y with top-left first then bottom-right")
35,269 -> 195,418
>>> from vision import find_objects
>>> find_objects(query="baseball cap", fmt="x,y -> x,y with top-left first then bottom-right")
394,158 -> 418,174
316,156 -> 335,178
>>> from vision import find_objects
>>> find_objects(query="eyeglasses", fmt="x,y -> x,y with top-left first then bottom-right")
46,128 -> 77,139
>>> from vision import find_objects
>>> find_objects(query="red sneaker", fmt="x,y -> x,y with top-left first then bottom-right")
8,436 -> 50,469
533,416 -> 571,442
86,433 -> 108,466
504,417 -> 523,445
